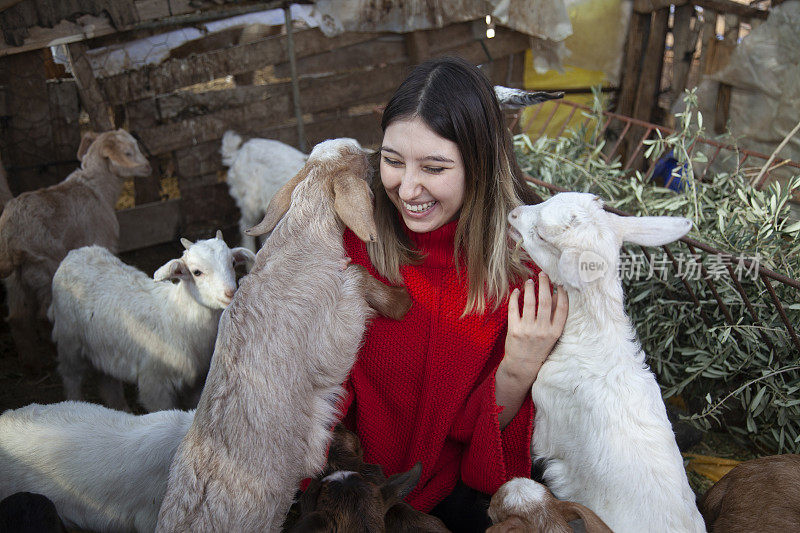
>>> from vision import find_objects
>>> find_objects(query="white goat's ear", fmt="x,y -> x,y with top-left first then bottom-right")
154,259 -> 190,282
216,229 -> 223,240
247,165 -> 309,236
557,248 -> 588,290
180,237 -> 193,250
231,247 -> 256,271
381,462 -> 421,510
615,215 -> 692,247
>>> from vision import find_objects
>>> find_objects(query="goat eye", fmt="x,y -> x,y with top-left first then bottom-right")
192,269 -> 202,276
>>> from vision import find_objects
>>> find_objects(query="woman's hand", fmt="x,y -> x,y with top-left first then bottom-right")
496,272 -> 568,428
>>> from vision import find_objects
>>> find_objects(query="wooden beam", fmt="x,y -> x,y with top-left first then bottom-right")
0,0 -> 288,57
634,0 -> 687,14
693,0 -> 768,20
66,41 -> 114,131
117,199 -> 181,253
98,28 -> 375,105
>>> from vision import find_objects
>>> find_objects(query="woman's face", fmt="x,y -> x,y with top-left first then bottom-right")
380,117 -> 466,233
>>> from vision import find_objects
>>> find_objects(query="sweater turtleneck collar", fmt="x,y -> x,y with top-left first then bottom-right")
402,217 -> 460,269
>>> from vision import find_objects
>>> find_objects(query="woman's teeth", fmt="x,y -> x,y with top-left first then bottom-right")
403,200 -> 436,213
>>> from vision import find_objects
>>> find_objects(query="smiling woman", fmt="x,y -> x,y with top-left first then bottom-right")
333,57 -> 569,533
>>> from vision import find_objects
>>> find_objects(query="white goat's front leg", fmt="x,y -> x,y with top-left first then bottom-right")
58,354 -> 88,401
137,368 -> 178,412
98,373 -> 131,412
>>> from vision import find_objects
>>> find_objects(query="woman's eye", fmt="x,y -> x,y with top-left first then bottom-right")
383,156 -> 403,166
192,269 -> 203,276
424,166 -> 445,174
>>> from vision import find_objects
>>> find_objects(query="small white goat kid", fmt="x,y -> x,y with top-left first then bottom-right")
0,401 -> 192,532
50,232 -> 255,412
221,130 -> 307,252
156,138 -> 411,532
507,192 -> 704,533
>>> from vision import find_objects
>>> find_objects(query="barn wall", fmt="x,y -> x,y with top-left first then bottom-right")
0,17 -> 530,252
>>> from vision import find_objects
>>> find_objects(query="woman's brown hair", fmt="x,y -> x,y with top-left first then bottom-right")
368,56 -> 539,314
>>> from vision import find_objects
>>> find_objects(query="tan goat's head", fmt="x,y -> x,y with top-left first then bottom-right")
245,138 -> 377,242
77,129 -> 152,178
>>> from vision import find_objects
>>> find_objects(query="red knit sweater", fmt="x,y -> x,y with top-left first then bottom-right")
339,219 -> 538,512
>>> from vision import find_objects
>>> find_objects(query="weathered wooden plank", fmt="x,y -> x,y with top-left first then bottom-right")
438,27 -> 532,69
67,41 -> 114,131
99,28 -> 376,104
669,4 -> 700,107
617,12 -> 650,118
46,78 -> 81,160
174,141 -> 223,178
0,49 -> 63,192
117,198 -> 181,252
126,97 -> 159,129
180,181 -> 239,232
273,35 -> 406,79
139,65 -> 403,157
632,8 -> 669,123
138,94 -> 294,155
404,30 -> 428,65
693,0 -> 768,20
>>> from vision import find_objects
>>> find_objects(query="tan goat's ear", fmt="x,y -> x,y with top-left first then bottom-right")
333,168 -> 377,243
246,165 -> 309,237
557,500 -> 613,533
77,132 -> 99,161
101,137 -> 140,168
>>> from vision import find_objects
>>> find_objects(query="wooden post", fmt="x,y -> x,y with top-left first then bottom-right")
669,5 -> 701,111
284,5 -> 306,153
66,42 -> 114,131
632,8 -> 670,123
617,13 -> 650,119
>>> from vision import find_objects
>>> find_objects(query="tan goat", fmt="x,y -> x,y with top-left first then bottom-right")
0,129 -> 150,369
156,138 -> 411,532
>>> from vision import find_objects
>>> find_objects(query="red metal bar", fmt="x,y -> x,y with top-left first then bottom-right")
605,121 -> 631,163
623,127 -> 654,171
555,105 -> 578,138
699,145 -> 723,181
536,101 -> 562,139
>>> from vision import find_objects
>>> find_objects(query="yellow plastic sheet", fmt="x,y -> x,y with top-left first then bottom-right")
683,453 -> 742,483
521,0 -> 629,137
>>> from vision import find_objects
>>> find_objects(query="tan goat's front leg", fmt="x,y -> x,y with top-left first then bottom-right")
349,264 -> 412,321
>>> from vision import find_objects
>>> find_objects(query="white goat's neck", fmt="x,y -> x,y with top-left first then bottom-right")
74,157 -> 124,206
559,274 -> 637,362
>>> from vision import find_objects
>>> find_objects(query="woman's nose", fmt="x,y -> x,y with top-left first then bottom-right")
397,169 -> 421,199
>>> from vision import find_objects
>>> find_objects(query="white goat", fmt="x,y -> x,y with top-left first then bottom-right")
488,477 -> 612,533
0,401 -> 192,532
507,192 -> 704,532
0,129 -> 151,370
156,138 -> 411,532
50,232 -> 255,412
220,130 -> 307,252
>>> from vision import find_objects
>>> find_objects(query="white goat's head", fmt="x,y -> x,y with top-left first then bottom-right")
245,138 -> 378,242
153,230 -> 256,309
77,129 -> 152,178
508,192 -> 692,290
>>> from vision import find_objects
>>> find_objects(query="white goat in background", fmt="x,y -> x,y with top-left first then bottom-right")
50,232 -> 255,412
156,138 -> 411,532
221,130 -> 307,252
507,192 -> 705,533
0,401 -> 192,532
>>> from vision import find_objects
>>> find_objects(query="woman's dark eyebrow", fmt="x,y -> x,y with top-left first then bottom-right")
380,146 -> 454,164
